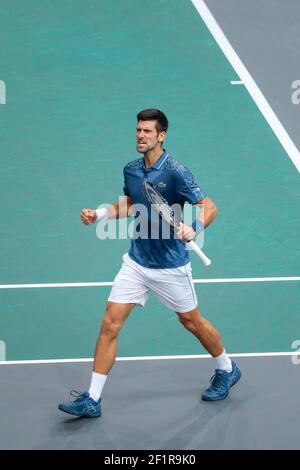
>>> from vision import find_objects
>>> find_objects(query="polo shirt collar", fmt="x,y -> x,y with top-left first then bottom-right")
144,149 -> 169,171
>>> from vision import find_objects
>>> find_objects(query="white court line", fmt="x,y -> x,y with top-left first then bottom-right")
230,80 -> 243,85
0,282 -> 113,289
0,277 -> 299,289
193,277 -> 300,284
0,351 -> 297,365
190,0 -> 300,173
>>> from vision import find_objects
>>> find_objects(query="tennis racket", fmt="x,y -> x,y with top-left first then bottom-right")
143,180 -> 211,266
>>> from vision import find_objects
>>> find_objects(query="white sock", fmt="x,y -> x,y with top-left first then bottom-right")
214,350 -> 232,373
88,371 -> 107,401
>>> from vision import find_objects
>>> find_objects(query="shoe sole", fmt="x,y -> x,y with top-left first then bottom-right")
201,392 -> 229,401
58,405 -> 101,418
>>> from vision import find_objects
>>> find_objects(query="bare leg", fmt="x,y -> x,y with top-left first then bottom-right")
176,306 -> 223,357
93,301 -> 135,374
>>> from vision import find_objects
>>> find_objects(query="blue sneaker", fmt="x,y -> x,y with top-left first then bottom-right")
201,361 -> 241,401
58,390 -> 101,417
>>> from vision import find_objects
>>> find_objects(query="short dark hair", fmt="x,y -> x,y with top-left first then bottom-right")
137,108 -> 168,134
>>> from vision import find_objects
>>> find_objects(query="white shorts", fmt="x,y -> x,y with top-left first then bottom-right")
108,253 -> 198,313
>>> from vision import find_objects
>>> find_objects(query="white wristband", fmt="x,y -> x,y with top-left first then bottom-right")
95,207 -> 108,222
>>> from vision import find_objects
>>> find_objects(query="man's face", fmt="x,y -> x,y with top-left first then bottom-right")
136,120 -> 165,153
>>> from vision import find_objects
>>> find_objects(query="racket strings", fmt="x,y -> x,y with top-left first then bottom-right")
147,190 -> 174,223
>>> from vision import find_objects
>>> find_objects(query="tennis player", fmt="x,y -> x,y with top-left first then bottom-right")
58,109 -> 241,417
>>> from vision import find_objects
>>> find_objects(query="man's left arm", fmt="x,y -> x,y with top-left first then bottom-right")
197,196 -> 218,229
177,197 -> 217,242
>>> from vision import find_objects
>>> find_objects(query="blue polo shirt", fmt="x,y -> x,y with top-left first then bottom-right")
123,149 -> 206,268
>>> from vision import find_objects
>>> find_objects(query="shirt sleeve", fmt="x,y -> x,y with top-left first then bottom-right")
175,165 -> 206,204
123,168 -> 130,196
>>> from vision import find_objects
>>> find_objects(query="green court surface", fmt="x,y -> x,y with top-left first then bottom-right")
0,0 -> 299,360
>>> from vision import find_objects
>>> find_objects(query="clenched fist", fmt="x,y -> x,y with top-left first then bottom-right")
176,223 -> 196,242
80,208 -> 97,225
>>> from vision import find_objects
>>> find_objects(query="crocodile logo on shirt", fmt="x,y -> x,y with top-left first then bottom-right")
158,181 -> 166,188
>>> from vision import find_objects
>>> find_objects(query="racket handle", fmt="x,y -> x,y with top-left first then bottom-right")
188,240 -> 211,266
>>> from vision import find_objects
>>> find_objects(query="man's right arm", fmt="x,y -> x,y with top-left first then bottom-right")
80,196 -> 133,225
